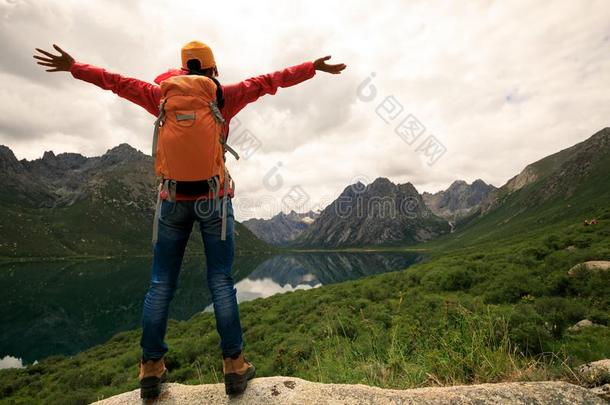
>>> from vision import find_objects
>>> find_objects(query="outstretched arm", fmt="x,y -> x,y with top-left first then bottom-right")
222,55 -> 347,120
33,44 -> 162,116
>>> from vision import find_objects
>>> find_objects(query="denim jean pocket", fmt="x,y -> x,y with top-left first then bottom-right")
159,199 -> 177,221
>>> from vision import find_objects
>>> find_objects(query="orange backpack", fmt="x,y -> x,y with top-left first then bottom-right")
151,74 -> 239,243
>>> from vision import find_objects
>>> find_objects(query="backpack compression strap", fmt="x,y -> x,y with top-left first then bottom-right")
151,179 -> 176,246
221,168 -> 230,241
210,100 -> 240,161
152,99 -> 167,167
151,180 -> 163,246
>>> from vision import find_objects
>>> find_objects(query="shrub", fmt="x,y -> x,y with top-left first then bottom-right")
533,297 -> 586,337
522,245 -> 551,261
439,267 -> 476,291
543,234 -> 562,251
484,268 -> 544,304
505,304 -> 552,355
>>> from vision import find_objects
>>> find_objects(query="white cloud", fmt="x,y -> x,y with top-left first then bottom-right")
1,0 -> 609,221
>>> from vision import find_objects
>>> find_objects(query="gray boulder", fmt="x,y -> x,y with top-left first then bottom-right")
568,319 -> 605,332
90,376 -> 607,404
568,261 -> 610,276
579,359 -> 610,387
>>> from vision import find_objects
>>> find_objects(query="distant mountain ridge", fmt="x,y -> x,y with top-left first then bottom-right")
0,143 -> 149,208
481,127 -> 610,214
1,127 -> 607,255
0,144 -> 271,258
244,179 -> 497,246
422,179 -> 496,221
446,127 -> 610,245
242,210 -> 320,246
293,177 -> 451,248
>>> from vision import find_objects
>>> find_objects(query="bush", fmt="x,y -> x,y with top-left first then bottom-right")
484,268 -> 544,304
522,245 -> 551,261
543,234 -> 562,251
533,297 -> 586,337
440,268 -> 476,291
506,304 -> 552,355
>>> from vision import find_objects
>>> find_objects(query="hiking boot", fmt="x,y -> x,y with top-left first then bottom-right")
138,357 -> 168,399
223,352 -> 256,395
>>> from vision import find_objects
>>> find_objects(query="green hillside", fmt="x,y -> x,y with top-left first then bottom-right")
428,128 -> 610,250
1,210 -> 608,404
0,198 -> 272,258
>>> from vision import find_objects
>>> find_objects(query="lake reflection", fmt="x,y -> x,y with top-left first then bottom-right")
204,252 -> 422,311
0,252 -> 422,367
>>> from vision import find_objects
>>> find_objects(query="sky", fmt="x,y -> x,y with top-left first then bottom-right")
1,0 -> 609,221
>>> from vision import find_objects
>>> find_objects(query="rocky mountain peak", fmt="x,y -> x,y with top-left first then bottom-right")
42,150 -> 56,160
242,209 -> 320,246
294,176 -> 448,247
397,181 -> 419,195
448,179 -> 468,189
101,143 -> 146,165
34,149 -> 89,172
0,144 -> 18,163
422,179 -> 497,221
371,177 -> 392,185
338,181 -> 364,198
0,144 -> 22,174
368,177 -> 394,192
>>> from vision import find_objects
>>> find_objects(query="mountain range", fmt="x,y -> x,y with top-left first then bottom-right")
241,210 -> 320,246
244,178 -> 496,247
292,178 -> 451,247
1,127 -> 608,255
422,179 -> 497,222
246,128 -> 609,248
0,144 -> 270,258
447,127 -> 610,246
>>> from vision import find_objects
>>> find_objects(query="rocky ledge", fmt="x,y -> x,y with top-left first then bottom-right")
90,376 -> 606,404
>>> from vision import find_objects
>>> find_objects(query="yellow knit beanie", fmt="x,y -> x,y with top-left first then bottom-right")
181,40 -> 216,70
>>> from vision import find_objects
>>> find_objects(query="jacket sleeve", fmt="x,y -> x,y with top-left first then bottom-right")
70,62 -> 162,116
222,61 -> 316,119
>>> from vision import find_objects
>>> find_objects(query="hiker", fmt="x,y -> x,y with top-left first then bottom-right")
33,41 -> 346,398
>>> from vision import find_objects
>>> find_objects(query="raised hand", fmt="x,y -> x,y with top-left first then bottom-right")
33,44 -> 75,72
313,55 -> 347,74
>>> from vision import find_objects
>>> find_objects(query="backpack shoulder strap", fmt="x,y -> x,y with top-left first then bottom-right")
152,99 -> 167,167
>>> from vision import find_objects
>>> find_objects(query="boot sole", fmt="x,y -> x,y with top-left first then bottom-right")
140,369 -> 168,399
224,365 -> 256,396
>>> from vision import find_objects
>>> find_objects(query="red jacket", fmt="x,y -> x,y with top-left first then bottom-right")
70,60 -> 317,200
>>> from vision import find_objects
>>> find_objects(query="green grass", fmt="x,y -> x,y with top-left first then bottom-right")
1,217 -> 608,404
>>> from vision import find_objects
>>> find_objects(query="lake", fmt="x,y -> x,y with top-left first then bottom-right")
0,252 -> 422,368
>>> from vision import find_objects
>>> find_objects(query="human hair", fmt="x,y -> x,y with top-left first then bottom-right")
186,59 -> 224,110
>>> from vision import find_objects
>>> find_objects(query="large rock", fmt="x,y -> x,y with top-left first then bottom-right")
590,384 -> 610,401
90,377 -> 606,404
579,359 -> 610,387
568,261 -> 610,276
568,319 -> 605,332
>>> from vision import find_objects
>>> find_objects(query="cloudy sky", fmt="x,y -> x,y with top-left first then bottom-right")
1,0 -> 609,220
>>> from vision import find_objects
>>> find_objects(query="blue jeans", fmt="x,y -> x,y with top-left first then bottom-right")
139,197 -> 243,360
